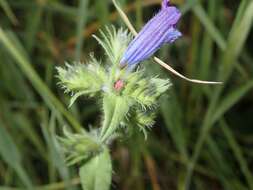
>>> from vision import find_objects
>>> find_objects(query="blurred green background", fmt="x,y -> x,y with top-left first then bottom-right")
0,0 -> 253,189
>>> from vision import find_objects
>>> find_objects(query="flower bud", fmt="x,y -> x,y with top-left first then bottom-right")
120,0 -> 182,68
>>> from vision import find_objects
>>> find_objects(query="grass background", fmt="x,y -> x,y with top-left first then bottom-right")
0,0 -> 253,189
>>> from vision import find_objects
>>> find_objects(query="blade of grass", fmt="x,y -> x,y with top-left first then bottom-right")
0,29 -> 82,132
75,0 -> 89,61
0,177 -> 80,190
24,1 -> 44,52
193,80 -> 253,189
205,137 -> 247,190
71,0 -> 90,121
95,1 -> 109,26
0,0 -> 18,25
218,2 -> 253,82
198,0 -> 217,88
41,112 -> 72,190
160,93 -> 188,160
148,139 -> 216,179
0,121 -> 33,189
135,0 -> 143,30
14,113 -> 47,161
211,80 -> 253,125
205,139 -> 232,189
184,1 -> 253,188
180,0 -> 200,14
193,4 -> 226,50
186,13 -> 201,77
45,2 -> 77,18
0,53 -> 35,101
158,46 -> 188,159
220,120 -> 253,190
193,4 -> 249,81
193,3 -> 253,187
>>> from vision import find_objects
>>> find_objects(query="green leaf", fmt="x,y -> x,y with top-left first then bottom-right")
24,2 -> 43,52
79,148 -> 112,190
184,1 -> 253,187
95,1 -> 109,25
0,122 -> 21,168
0,121 -> 33,188
219,0 -> 253,82
100,94 -> 130,142
132,109 -> 155,139
57,61 -> 107,106
93,26 -> 132,64
123,71 -> 171,108
160,91 -> 188,159
220,121 -> 253,190
101,94 -> 117,134
0,28 -> 82,131
41,113 -> 72,189
75,0 -> 89,60
0,0 -> 18,25
193,4 -> 226,50
211,80 -> 253,125
58,127 -> 102,166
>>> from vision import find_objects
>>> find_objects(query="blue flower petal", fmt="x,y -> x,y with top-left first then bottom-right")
120,1 -> 182,68
164,27 -> 182,43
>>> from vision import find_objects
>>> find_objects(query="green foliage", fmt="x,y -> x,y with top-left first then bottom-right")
0,0 -> 252,190
184,1 -> 253,188
79,149 -> 112,190
100,94 -> 130,142
93,26 -> 132,64
58,128 -> 102,166
0,0 -> 18,25
119,71 -> 171,137
0,122 -> 32,188
57,59 -> 107,106
122,71 -> 171,109
130,109 -> 156,139
57,27 -> 171,142
56,26 -> 171,190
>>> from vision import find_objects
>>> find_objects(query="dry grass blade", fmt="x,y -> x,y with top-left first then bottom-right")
154,57 -> 222,84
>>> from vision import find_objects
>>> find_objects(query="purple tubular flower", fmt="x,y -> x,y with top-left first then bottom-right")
120,0 -> 182,68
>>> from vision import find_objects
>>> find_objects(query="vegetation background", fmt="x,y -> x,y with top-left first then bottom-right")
0,0 -> 253,189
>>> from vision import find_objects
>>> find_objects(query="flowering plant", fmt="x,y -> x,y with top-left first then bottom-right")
56,0 -> 220,189
57,25 -> 171,189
